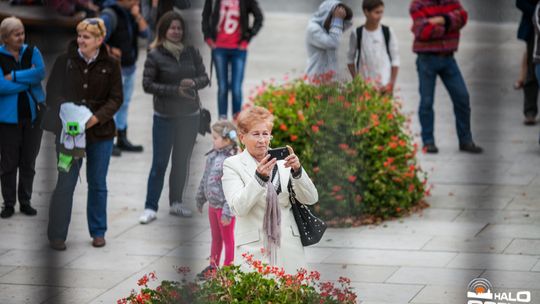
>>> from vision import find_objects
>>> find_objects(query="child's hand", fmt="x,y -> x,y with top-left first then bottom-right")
221,216 -> 231,226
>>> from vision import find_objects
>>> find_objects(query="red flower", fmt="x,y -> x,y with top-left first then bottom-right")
316,120 -> 325,126
288,94 -> 296,106
313,167 -> 320,173
280,123 -> 288,131
332,185 -> 342,192
311,125 -> 320,133
338,143 -> 349,150
389,142 -> 398,149
290,135 -> 298,141
137,275 -> 149,286
387,113 -> 395,120
297,110 -> 305,121
335,195 -> 345,201
347,175 -> 357,183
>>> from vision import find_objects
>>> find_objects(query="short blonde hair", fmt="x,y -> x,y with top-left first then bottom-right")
76,18 -> 106,38
236,106 -> 274,135
0,16 -> 24,43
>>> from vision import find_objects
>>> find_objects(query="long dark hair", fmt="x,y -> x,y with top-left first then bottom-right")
150,11 -> 186,49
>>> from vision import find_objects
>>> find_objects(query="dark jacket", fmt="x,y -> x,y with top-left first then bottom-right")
45,41 -> 123,143
517,0 -> 539,41
143,46 -> 209,116
101,2 -> 149,67
201,0 -> 264,44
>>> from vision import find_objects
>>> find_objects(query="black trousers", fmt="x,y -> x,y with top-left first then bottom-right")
524,35 -> 539,117
0,122 -> 43,208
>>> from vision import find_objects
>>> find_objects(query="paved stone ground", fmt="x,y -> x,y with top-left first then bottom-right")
0,9 -> 539,304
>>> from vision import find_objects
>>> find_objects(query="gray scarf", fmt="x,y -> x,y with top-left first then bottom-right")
163,40 -> 184,61
263,176 -> 281,265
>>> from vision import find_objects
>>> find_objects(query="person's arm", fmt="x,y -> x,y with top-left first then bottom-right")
346,30 -> 357,78
222,159 -> 267,217
201,0 -> 213,43
99,9 -> 116,42
1,66 -> 29,95
443,1 -> 468,32
141,0 -> 158,30
533,3 -> 540,33
195,174 -> 208,212
11,47 -> 45,85
410,0 -> 447,41
247,0 -> 264,41
142,52 -> 185,97
307,18 -> 344,50
289,168 -> 319,206
388,27 -> 400,91
91,60 -> 123,126
131,3 -> 150,38
191,48 -> 210,90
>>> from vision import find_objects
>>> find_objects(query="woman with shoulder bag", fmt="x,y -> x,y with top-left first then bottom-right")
139,11 -> 210,223
221,106 -> 319,274
0,17 -> 46,218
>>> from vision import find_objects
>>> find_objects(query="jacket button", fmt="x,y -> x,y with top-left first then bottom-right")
83,84 -> 88,89
82,99 -> 86,103
84,69 -> 88,74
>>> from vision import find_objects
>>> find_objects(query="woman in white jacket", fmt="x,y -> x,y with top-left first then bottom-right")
222,106 -> 319,274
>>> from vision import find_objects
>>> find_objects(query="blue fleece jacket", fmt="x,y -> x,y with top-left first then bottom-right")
0,44 -> 45,124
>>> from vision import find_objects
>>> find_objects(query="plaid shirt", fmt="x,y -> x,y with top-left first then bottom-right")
410,0 -> 468,54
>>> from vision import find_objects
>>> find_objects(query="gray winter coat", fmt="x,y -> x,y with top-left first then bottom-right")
305,0 -> 352,79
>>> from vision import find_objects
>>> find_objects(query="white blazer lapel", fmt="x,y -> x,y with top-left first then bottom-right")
239,150 -> 258,179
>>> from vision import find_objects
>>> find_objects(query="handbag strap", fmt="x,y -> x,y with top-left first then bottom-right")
287,179 -> 296,201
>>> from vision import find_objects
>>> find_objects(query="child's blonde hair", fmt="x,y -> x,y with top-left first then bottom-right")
212,120 -> 238,146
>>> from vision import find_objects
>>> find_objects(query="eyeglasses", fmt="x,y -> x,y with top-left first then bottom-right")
247,132 -> 273,140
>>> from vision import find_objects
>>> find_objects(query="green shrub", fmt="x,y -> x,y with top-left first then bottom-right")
251,76 -> 428,226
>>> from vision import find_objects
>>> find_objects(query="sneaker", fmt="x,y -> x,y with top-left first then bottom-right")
423,143 -> 439,154
169,202 -> 193,217
20,204 -> 37,216
196,265 -> 217,280
0,206 -> 14,218
459,142 -> 483,154
139,209 -> 157,224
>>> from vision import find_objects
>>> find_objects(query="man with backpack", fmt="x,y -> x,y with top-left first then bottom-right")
347,0 -> 399,94
100,0 -> 149,156
410,0 -> 483,154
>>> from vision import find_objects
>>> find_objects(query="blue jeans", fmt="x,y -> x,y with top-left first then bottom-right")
213,48 -> 247,119
114,66 -> 136,131
416,54 -> 473,145
47,139 -> 113,241
145,113 -> 199,211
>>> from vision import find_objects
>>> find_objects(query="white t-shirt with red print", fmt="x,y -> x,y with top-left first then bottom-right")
215,0 -> 248,49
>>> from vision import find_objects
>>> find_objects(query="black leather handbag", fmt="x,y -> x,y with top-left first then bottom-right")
288,180 -> 327,246
198,108 -> 211,136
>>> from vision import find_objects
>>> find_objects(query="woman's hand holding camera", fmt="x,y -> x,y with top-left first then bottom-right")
257,154 -> 277,178
284,145 -> 301,173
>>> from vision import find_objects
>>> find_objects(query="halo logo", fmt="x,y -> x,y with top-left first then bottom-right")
467,278 -> 532,304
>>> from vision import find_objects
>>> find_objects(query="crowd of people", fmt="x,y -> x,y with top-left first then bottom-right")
0,0 -> 532,275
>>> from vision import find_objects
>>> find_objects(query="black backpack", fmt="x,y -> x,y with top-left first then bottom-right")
355,24 -> 392,69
